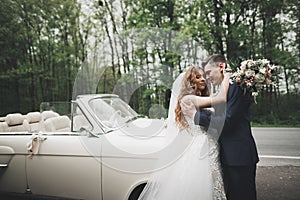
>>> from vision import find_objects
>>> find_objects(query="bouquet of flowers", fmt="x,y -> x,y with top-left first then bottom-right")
230,59 -> 278,103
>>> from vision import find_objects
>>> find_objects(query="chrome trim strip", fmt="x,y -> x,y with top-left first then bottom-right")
0,133 -> 79,136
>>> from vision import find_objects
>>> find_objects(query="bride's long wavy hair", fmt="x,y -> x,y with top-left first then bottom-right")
175,66 -> 210,130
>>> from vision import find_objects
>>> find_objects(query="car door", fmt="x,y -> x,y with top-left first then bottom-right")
0,133 -> 29,194
26,114 -> 103,200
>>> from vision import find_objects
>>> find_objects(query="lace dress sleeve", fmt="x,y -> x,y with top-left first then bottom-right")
185,116 -> 206,136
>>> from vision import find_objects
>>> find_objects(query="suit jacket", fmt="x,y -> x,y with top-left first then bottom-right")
195,83 -> 259,166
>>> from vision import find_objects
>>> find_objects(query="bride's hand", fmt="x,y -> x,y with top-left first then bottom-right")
223,70 -> 232,84
211,69 -> 232,104
180,96 -> 197,118
220,70 -> 232,93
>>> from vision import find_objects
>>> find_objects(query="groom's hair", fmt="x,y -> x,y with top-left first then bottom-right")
202,54 -> 227,69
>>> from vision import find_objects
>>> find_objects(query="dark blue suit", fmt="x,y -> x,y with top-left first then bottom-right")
195,83 -> 259,200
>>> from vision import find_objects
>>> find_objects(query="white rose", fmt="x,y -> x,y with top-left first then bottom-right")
245,70 -> 255,78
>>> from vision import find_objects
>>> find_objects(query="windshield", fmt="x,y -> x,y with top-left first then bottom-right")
89,96 -> 140,129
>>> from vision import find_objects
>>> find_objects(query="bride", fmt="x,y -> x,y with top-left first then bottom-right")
138,66 -> 230,200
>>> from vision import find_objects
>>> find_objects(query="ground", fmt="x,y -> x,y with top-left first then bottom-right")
0,166 -> 299,200
256,166 -> 300,200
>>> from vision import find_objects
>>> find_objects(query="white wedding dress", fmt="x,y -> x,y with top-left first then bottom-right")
138,73 -> 226,200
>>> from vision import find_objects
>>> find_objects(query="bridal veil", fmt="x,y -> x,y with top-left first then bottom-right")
138,73 -> 213,200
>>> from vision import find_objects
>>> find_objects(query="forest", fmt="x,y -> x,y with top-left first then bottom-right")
0,0 -> 299,126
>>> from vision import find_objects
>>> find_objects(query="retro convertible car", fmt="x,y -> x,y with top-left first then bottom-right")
0,94 -> 170,200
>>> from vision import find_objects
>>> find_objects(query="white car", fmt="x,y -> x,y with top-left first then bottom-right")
0,94 -> 169,200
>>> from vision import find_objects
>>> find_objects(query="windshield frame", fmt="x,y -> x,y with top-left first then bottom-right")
88,96 -> 142,131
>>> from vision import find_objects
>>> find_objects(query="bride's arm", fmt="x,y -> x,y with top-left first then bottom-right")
182,72 -> 231,108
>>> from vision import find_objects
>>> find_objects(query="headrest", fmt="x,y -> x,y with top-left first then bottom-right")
0,122 -> 8,132
0,117 -> 5,122
26,112 -> 42,123
48,116 -> 70,130
76,107 -> 83,115
42,111 -> 59,120
5,113 -> 25,126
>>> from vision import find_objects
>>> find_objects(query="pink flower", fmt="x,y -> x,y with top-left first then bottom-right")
247,60 -> 254,67
240,65 -> 246,73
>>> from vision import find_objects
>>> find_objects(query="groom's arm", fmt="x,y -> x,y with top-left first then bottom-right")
194,84 -> 244,129
194,110 -> 211,128
194,108 -> 226,133
223,83 -> 245,127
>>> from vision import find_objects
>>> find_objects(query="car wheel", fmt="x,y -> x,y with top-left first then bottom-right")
128,183 -> 146,200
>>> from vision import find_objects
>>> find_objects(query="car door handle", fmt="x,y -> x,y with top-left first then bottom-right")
0,164 -> 8,168
0,146 -> 15,168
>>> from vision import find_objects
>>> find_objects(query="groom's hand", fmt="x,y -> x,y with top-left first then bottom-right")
180,99 -> 196,119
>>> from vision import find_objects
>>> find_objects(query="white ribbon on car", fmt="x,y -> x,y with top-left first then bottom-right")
27,132 -> 47,158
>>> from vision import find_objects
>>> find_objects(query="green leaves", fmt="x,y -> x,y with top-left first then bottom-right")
0,0 -> 298,125
0,0 -> 88,114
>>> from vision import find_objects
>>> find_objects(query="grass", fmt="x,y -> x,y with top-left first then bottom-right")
251,122 -> 300,128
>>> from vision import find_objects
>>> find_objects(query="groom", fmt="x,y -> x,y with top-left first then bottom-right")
182,54 -> 259,200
